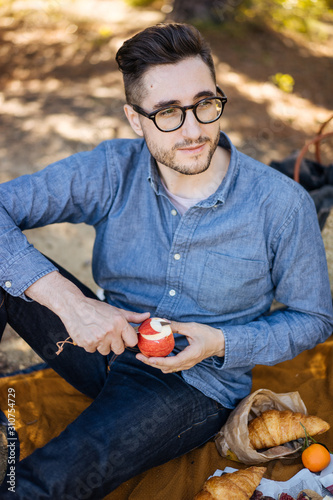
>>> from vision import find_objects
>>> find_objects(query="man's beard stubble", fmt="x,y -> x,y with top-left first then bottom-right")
145,129 -> 220,176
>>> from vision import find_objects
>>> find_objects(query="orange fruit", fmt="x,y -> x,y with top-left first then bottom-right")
302,443 -> 331,472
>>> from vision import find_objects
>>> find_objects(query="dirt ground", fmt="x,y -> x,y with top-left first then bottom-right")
0,0 -> 333,374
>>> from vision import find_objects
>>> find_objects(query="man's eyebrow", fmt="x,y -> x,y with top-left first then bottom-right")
152,90 -> 216,110
195,90 -> 216,100
152,99 -> 180,110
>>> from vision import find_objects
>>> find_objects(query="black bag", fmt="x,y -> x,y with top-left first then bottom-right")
270,116 -> 333,230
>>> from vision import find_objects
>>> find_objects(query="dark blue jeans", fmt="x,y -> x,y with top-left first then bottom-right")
0,264 -> 230,499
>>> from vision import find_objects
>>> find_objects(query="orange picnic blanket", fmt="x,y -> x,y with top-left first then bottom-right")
1,335 -> 333,499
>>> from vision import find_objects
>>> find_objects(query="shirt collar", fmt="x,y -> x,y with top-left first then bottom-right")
147,151 -> 162,195
146,131 -> 239,207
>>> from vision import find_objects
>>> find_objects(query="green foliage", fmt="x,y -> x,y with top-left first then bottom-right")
123,0 -> 155,7
270,73 -> 295,93
236,0 -> 331,35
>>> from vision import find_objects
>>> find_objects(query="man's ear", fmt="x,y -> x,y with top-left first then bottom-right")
124,104 -> 144,137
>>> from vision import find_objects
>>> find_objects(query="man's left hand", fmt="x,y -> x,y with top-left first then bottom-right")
136,321 -> 225,373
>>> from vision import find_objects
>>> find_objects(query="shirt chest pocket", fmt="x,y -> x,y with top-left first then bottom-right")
197,252 -> 271,314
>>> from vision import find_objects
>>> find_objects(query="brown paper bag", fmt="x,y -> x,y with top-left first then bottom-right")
215,388 -> 308,465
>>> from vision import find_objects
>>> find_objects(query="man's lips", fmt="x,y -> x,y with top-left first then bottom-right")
177,143 -> 206,154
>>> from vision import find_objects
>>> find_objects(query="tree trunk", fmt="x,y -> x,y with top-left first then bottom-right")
169,0 -> 237,24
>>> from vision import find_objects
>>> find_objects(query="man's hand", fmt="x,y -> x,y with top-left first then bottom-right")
61,297 -> 150,355
26,271 -> 150,355
136,320 -> 225,373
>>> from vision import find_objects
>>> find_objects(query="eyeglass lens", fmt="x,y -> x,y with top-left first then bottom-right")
155,98 -> 223,131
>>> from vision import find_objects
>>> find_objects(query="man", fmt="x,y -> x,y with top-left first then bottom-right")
0,22 -> 332,499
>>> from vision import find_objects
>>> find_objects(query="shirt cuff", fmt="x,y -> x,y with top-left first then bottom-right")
213,324 -> 252,370
0,248 -> 58,300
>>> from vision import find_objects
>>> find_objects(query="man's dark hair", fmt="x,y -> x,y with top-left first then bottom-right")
115,23 -> 216,104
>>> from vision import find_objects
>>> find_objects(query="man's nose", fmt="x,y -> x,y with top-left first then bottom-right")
181,109 -> 202,139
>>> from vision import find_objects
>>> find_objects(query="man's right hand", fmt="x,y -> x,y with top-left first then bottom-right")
26,271 -> 150,355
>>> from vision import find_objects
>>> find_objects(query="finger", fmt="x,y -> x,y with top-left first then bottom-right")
135,354 -> 174,371
136,353 -> 154,364
96,338 -> 126,356
82,344 -> 97,354
121,324 -> 139,348
73,334 -> 99,353
97,332 -> 126,356
122,310 -> 150,324
146,344 -> 200,372
70,339 -> 90,353
157,366 -> 180,374
170,321 -> 191,336
136,351 -> 183,371
110,343 -> 125,355
96,344 -> 112,356
136,352 -> 179,373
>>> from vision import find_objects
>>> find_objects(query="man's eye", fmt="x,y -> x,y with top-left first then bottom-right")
159,108 -> 178,117
197,99 -> 213,109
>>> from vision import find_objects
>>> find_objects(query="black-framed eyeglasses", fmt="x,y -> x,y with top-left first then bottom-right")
130,86 -> 227,133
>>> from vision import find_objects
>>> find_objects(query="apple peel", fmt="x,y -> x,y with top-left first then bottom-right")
137,317 -> 174,357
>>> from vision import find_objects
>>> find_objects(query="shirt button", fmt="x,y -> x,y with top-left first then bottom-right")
174,253 -> 181,261
169,289 -> 176,297
5,280 -> 12,288
171,209 -> 177,216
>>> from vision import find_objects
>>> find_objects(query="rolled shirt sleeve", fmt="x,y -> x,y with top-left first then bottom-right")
0,246 -> 58,299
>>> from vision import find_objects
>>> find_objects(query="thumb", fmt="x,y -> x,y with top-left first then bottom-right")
122,310 -> 150,324
170,321 -> 192,337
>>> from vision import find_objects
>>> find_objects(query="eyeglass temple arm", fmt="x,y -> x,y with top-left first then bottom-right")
216,85 -> 227,101
131,104 -> 151,118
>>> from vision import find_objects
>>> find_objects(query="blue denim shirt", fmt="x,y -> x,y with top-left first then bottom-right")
0,132 -> 332,408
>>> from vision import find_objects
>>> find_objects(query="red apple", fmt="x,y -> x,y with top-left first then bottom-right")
137,317 -> 174,357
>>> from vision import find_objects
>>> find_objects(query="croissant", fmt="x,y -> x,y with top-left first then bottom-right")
248,409 -> 330,450
194,466 -> 266,500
